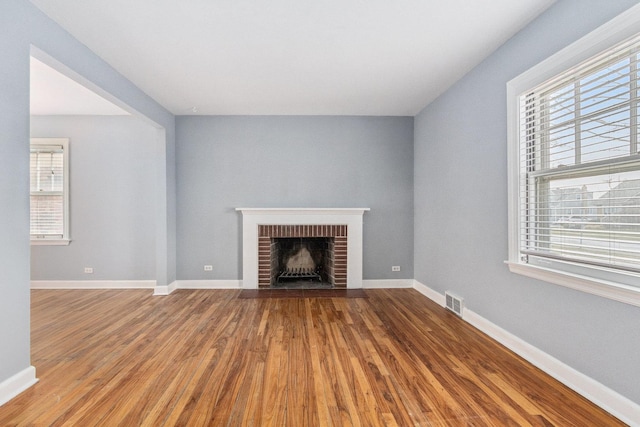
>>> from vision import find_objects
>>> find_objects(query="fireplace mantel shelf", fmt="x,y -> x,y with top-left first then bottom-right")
236,208 -> 370,215
237,208 -> 369,289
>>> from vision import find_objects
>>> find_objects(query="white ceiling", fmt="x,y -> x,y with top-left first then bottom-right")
29,0 -> 555,116
30,57 -> 129,115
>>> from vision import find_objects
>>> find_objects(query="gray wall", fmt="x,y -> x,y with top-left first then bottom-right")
0,0 -> 175,388
0,0 -> 31,389
414,0 -> 640,405
176,116 -> 414,281
30,116 -> 157,281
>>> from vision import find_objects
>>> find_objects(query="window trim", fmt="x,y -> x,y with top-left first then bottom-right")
30,137 -> 71,246
507,4 -> 640,307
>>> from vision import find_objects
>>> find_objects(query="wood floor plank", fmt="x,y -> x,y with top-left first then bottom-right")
0,288 -> 626,426
305,299 -> 333,427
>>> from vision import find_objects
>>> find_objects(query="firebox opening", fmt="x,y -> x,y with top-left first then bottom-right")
271,237 -> 334,289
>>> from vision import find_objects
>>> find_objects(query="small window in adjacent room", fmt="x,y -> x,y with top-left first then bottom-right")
30,138 -> 70,245
507,6 -> 640,306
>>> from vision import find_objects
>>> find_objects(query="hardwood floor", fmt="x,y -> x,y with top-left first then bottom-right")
0,288 -> 624,426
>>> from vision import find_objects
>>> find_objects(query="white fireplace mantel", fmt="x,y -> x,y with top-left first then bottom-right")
236,208 -> 370,289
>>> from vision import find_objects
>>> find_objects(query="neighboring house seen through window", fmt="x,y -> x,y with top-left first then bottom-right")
30,138 -> 70,245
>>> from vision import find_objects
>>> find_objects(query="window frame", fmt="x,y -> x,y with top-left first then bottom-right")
30,137 -> 71,246
507,4 -> 640,307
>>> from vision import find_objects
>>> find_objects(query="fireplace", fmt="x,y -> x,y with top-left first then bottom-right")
236,208 -> 369,289
259,225 -> 347,288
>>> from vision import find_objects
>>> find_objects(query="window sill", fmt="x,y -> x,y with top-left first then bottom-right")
505,261 -> 640,308
30,239 -> 71,246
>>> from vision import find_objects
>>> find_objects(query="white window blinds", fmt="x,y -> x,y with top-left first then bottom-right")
518,34 -> 640,273
30,139 -> 69,240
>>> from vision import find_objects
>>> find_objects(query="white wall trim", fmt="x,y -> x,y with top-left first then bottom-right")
31,280 -> 156,289
153,280 -> 178,295
0,366 -> 38,407
412,280 -> 446,306
176,280 -> 242,289
413,280 -> 640,425
363,279 -> 413,289
167,279 -> 409,290
464,309 -> 640,425
30,239 -> 71,246
506,262 -> 640,308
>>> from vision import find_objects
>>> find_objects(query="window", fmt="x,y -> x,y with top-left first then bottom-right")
507,5 -> 640,306
30,138 -> 70,245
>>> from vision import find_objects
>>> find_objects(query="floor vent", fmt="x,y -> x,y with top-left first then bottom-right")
445,291 -> 464,317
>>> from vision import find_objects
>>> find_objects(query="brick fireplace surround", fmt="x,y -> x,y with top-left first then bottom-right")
236,208 -> 369,289
259,224 -> 347,288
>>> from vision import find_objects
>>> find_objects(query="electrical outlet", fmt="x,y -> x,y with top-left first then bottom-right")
204,265 -> 213,271
392,266 -> 400,272
84,267 -> 94,274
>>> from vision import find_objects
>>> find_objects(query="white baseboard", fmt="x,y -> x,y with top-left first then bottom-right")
162,279 -> 410,290
154,280 -> 242,295
412,279 -> 446,306
162,279 -> 406,291
412,280 -> 640,426
154,280 -> 178,296
0,366 -> 38,407
31,280 -> 156,289
363,279 -> 413,288
177,280 -> 242,289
